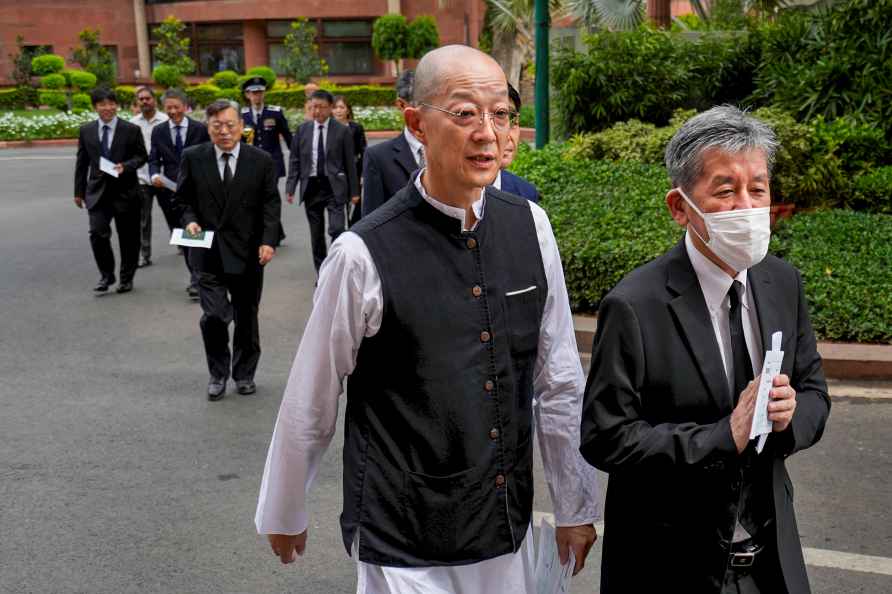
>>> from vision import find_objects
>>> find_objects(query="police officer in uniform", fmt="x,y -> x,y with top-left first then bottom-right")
241,76 -> 291,244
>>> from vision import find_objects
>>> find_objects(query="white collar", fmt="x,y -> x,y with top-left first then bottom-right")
214,142 -> 241,161
492,170 -> 503,190
134,111 -> 166,124
169,117 -> 188,129
98,116 -> 118,130
413,169 -> 485,232
403,127 -> 424,156
685,231 -> 749,314
314,117 -> 331,129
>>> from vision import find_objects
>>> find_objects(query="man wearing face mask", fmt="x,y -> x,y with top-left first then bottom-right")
580,106 -> 830,594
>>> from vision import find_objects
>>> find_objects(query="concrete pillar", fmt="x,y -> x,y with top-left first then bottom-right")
387,0 -> 400,14
243,21 -> 268,69
132,0 -> 151,80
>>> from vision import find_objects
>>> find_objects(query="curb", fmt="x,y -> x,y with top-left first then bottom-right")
0,138 -> 78,149
574,315 -> 892,382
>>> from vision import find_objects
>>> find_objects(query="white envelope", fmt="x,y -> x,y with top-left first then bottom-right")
751,331 -> 784,453
99,157 -> 119,178
170,228 -> 214,249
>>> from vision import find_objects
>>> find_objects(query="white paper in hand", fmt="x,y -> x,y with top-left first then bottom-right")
170,228 -> 214,249
99,157 -> 119,178
158,174 -> 177,191
535,518 -> 575,594
751,331 -> 783,453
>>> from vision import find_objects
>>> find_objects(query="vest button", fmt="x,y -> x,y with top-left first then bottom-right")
495,474 -> 505,487
466,237 -> 477,249
472,285 -> 482,297
480,330 -> 491,343
489,428 -> 499,440
484,380 -> 495,392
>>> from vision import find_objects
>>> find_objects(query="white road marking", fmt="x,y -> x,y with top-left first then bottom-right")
532,511 -> 892,576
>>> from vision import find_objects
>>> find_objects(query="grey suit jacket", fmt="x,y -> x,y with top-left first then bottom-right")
285,118 -> 358,205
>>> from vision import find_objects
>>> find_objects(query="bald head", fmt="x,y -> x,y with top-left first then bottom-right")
413,45 -> 506,105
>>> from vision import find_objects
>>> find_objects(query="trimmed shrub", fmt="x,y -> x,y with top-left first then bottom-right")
215,87 -> 241,102
41,73 -> 66,90
852,167 -> 892,214
71,93 -> 92,112
114,85 -> 136,107
212,70 -> 239,89
38,90 -> 68,111
406,15 -> 439,59
372,14 -> 408,65
245,66 -> 277,90
771,209 -> 892,343
0,88 -> 27,110
518,105 -> 534,129
265,85 -> 395,109
152,65 -> 183,89
185,84 -> 222,108
67,69 -> 97,92
31,54 -> 65,76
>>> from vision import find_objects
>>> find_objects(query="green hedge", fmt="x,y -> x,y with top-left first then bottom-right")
853,167 -> 892,214
211,70 -> 239,89
38,90 -> 67,111
114,85 -> 136,107
31,54 -> 64,76
771,210 -> 892,343
71,93 -> 91,111
41,74 -> 66,90
0,88 -> 28,110
265,85 -> 395,108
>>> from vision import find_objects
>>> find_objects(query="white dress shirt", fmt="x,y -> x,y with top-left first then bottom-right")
685,231 -> 763,542
213,142 -> 240,180
403,126 -> 425,166
311,117 -> 330,177
150,118 -> 188,185
97,116 -> 118,148
131,111 -> 168,185
493,170 -> 503,190
255,172 -> 599,592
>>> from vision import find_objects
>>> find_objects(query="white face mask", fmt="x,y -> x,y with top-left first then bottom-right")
678,187 -> 771,273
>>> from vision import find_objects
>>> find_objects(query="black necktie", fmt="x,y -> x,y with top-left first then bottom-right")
174,125 -> 183,160
222,152 -> 233,188
317,124 -> 326,177
100,124 -> 110,159
728,280 -> 754,403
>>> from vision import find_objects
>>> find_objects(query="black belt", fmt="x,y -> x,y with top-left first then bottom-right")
729,539 -> 765,569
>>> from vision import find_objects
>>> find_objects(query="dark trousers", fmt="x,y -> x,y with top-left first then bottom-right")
197,246 -> 264,382
137,184 -> 155,260
721,540 -> 788,594
303,177 -> 346,272
156,188 -> 198,289
88,193 -> 140,283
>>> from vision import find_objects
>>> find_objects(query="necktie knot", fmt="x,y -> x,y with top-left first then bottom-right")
728,280 -> 744,310
102,125 -> 109,132
175,125 -> 182,130
222,152 -> 232,161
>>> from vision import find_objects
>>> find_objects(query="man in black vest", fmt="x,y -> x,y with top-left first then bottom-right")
256,45 -> 598,591
73,87 -> 147,293
175,100 -> 281,400
148,88 -> 210,300
580,106 -> 830,593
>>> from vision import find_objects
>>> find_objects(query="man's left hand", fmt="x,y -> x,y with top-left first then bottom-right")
259,245 -> 275,265
113,163 -> 124,174
351,195 -> 360,205
768,373 -> 797,432
556,524 -> 597,576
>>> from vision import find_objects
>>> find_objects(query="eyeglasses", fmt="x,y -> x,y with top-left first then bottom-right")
419,103 -> 515,131
209,121 -> 240,132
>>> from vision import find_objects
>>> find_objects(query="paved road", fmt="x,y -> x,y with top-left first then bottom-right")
1,147 -> 890,593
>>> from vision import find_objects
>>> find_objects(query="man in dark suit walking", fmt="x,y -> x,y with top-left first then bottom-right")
581,106 -> 830,593
74,87 -> 148,293
148,87 -> 210,300
492,83 -> 540,203
285,89 -> 358,272
360,70 -> 422,217
174,100 -> 281,401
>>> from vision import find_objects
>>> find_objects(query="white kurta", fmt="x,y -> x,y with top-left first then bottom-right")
255,173 -> 600,592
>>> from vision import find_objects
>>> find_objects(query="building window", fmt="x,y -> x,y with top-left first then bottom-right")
266,19 -> 374,77
149,22 -> 243,76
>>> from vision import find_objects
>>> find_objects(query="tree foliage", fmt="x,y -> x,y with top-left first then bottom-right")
8,35 -> 46,87
71,28 -> 116,87
151,16 -> 196,75
406,16 -> 440,59
276,19 -> 328,84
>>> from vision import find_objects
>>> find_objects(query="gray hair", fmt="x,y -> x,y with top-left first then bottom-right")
205,99 -> 240,119
161,87 -> 189,105
664,105 -> 778,191
396,69 -> 415,103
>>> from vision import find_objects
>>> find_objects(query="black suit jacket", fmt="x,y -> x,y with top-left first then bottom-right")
285,118 -> 358,204
148,117 -> 209,184
175,143 -> 281,275
580,240 -> 830,594
498,170 -> 541,203
361,131 -> 418,217
74,119 -> 147,210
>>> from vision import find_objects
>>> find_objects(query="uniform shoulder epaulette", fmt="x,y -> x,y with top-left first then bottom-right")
267,105 -> 282,112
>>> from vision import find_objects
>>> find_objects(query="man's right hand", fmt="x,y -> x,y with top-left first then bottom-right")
186,222 -> 202,235
268,531 -> 308,564
151,176 -> 164,188
286,194 -> 294,204
730,376 -> 759,453
73,196 -> 84,209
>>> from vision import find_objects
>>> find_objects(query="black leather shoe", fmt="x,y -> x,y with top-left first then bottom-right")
207,377 -> 227,401
236,380 -> 256,395
138,257 -> 152,268
116,281 -> 133,294
93,275 -> 115,292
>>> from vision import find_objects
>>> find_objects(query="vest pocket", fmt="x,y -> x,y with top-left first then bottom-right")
504,286 -> 541,355
400,466 -> 488,561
